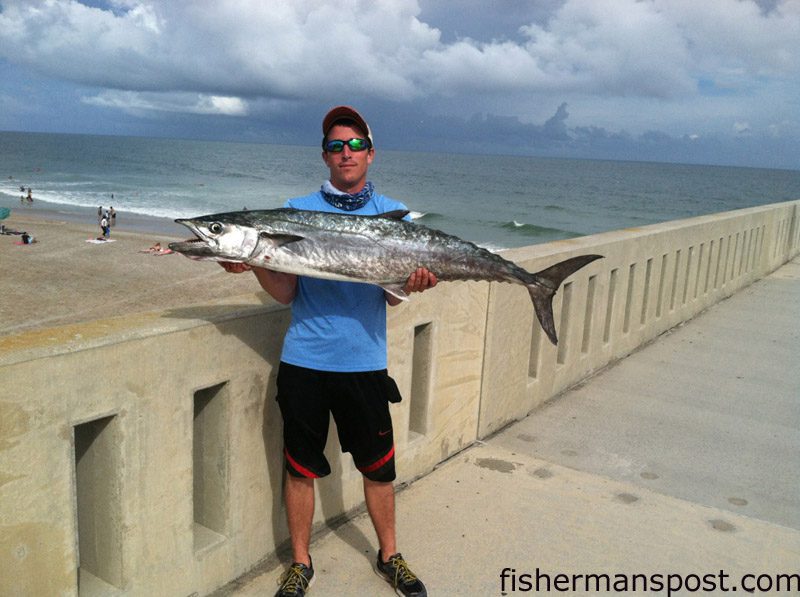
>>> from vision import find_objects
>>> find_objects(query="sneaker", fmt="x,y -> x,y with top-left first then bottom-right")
375,551 -> 427,596
275,560 -> 315,597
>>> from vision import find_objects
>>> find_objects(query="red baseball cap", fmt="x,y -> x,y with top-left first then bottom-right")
322,105 -> 373,147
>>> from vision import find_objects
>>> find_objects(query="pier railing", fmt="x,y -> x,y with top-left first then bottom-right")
1,200 -> 797,596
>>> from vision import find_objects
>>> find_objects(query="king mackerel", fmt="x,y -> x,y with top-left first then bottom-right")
170,207 -> 602,345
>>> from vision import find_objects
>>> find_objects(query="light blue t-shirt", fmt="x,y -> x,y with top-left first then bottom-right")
280,191 -> 409,372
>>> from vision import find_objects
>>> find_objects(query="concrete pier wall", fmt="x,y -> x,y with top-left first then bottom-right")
1,200 -> 797,596
480,199 -> 800,435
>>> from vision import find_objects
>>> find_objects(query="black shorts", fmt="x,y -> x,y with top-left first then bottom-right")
276,362 -> 402,482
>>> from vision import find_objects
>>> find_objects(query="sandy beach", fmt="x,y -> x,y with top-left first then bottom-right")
0,207 -> 269,336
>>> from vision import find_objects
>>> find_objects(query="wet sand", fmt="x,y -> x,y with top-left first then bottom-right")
0,207 -> 269,336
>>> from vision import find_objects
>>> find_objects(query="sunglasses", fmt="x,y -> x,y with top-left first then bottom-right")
323,138 -> 371,153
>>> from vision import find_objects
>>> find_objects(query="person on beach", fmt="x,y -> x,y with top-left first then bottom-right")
97,206 -> 103,224
109,206 -> 116,227
220,106 -> 434,597
140,242 -> 173,255
140,242 -> 162,253
100,213 -> 110,239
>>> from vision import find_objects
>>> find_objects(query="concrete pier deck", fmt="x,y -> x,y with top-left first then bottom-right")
221,257 -> 800,596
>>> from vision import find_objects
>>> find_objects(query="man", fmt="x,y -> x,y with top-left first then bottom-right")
100,212 -> 110,239
221,106 -> 435,597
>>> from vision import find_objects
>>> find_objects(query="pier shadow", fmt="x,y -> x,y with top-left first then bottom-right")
317,448 -> 377,568
160,295 -> 290,357
160,294 -> 276,327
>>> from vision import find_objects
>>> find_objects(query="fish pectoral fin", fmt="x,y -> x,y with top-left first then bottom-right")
381,284 -> 410,301
259,232 -> 304,246
375,210 -> 410,220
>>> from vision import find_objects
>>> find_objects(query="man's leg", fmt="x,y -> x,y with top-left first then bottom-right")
277,363 -> 332,568
285,474 -> 315,566
363,477 -> 396,560
367,477 -> 428,596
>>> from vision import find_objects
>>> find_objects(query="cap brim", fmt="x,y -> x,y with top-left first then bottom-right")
322,105 -> 373,145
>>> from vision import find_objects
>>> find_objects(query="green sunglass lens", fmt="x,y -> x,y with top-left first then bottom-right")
325,138 -> 369,152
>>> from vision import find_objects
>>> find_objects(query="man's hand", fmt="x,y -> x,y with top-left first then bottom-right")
403,267 -> 438,294
387,267 -> 438,306
219,261 -> 251,273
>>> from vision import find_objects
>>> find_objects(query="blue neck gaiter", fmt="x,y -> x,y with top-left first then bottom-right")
320,180 -> 374,211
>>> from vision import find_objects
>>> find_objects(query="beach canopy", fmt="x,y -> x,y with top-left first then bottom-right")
0,207 -> 10,220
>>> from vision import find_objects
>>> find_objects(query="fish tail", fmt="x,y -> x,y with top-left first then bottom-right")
525,255 -> 603,345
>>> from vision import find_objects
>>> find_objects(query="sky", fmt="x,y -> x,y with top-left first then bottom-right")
0,0 -> 798,170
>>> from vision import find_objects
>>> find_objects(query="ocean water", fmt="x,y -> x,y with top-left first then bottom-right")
2,131 -> 799,250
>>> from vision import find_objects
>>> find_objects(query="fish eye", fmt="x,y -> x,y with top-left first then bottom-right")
208,222 -> 224,234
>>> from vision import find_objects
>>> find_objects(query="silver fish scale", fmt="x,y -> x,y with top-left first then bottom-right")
238,209 -> 532,286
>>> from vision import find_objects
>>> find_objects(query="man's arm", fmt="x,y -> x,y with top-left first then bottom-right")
386,267 -> 438,306
219,262 -> 297,304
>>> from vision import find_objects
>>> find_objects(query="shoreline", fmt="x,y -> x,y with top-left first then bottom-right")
0,198 -> 187,238
0,207 -> 268,336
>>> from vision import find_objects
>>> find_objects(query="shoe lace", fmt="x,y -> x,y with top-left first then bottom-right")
278,563 -> 310,594
387,554 -> 418,587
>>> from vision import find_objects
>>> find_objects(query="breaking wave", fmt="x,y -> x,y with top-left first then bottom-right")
500,220 -> 582,239
410,211 -> 448,224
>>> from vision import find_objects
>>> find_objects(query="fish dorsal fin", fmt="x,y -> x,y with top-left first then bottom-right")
376,210 -> 409,220
259,231 -> 304,246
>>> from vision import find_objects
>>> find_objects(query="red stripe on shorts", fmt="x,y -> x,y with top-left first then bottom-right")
359,444 -> 395,474
284,448 -> 321,478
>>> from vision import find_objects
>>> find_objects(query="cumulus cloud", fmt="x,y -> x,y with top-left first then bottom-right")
83,90 -> 248,116
666,0 -> 800,77
0,0 -> 797,157
1,1 -> 797,100
0,0 -> 439,101
542,102 -> 570,140
733,121 -> 751,135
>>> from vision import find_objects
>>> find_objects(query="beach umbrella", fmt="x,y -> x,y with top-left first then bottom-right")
0,207 -> 10,220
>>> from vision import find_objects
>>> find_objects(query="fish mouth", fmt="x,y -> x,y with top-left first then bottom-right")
168,219 -> 218,259
168,239 -> 216,260
168,236 -> 208,255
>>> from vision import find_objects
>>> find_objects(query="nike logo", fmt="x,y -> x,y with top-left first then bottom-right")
378,430 -> 391,436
